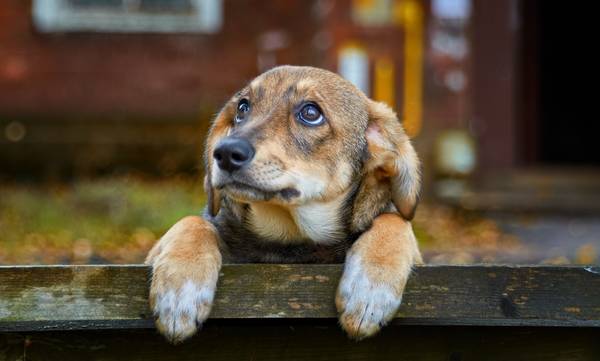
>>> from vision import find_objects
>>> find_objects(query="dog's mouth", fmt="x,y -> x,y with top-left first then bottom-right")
218,180 -> 300,202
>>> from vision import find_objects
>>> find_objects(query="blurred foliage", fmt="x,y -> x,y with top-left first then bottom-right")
413,204 -> 526,264
2,177 -> 594,265
0,176 -> 204,264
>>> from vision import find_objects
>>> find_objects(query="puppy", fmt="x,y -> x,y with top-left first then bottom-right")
146,65 -> 422,343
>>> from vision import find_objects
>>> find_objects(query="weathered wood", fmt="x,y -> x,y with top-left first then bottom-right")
1,265 -> 599,332
437,169 -> 600,213
2,326 -> 600,361
439,189 -> 600,213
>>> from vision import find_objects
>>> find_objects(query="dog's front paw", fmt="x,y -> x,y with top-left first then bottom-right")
149,258 -> 219,343
335,254 -> 403,340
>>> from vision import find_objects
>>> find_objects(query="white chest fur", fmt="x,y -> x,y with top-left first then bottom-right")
248,193 -> 347,244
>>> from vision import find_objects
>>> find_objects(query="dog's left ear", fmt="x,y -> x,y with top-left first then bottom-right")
204,107 -> 232,217
365,100 -> 421,220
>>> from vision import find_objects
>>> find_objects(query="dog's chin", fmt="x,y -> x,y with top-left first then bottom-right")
218,181 -> 301,204
220,182 -> 275,202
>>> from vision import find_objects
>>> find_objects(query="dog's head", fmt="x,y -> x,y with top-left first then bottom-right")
205,66 -> 419,229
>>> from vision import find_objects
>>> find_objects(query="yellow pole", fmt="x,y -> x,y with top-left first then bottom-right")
394,0 -> 424,138
374,57 -> 396,109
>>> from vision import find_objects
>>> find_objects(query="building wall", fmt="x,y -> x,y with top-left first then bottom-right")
0,0 -> 323,118
1,0 -> 511,182
0,0 -> 326,177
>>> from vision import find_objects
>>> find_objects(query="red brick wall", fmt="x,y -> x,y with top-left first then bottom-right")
0,0 -> 324,118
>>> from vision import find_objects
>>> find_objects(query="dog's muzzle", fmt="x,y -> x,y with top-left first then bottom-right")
213,137 -> 255,173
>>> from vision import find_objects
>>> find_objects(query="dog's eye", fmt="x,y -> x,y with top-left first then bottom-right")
235,99 -> 250,124
296,103 -> 325,126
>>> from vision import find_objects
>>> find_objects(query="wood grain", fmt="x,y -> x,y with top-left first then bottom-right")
1,265 -> 599,332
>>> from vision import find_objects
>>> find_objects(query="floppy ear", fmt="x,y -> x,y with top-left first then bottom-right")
365,101 -> 421,220
204,107 -> 233,217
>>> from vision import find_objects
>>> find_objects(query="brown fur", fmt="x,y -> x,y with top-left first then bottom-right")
145,216 -> 222,343
147,66 -> 422,342
336,213 -> 422,338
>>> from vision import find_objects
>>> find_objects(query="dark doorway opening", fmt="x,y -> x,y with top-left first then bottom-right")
520,1 -> 600,166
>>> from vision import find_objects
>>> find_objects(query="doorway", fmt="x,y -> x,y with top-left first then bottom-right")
520,1 -> 600,166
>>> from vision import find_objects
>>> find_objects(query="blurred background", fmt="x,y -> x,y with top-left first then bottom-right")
1,0 -> 598,265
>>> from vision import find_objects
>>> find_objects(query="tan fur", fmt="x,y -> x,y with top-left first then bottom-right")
364,101 -> 420,220
207,66 -> 369,212
145,216 -> 222,343
248,202 -> 304,242
336,213 -> 422,338
148,65 -> 422,343
353,214 -> 422,285
249,187 -> 351,244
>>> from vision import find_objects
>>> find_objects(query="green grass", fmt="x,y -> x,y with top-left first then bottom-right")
0,176 -> 205,264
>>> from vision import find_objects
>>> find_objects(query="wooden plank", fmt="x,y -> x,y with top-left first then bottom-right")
2,326 -> 600,361
437,169 -> 600,213
1,265 -> 599,331
438,189 -> 600,213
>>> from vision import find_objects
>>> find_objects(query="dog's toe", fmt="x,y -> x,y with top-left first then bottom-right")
149,254 -> 219,344
152,280 -> 215,343
336,256 -> 402,340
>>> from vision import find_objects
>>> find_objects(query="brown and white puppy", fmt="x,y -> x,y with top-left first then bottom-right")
146,65 -> 422,343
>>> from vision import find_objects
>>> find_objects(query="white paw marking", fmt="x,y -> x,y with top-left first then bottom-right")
337,255 -> 402,339
154,280 -> 216,343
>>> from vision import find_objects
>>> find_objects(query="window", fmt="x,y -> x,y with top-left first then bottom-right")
32,0 -> 222,33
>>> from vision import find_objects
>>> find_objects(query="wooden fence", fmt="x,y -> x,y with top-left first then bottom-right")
1,265 -> 599,360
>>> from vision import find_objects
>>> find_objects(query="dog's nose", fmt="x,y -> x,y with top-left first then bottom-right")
213,137 -> 255,172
